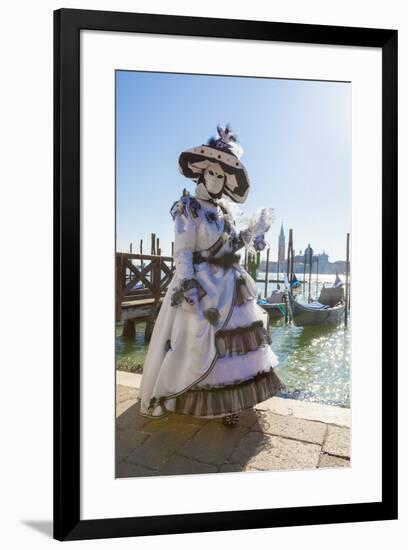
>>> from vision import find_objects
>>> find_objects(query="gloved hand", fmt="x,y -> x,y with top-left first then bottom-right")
170,277 -> 206,314
183,286 -> 199,306
254,234 -> 267,251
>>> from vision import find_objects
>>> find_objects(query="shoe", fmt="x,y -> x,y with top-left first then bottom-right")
222,413 -> 240,427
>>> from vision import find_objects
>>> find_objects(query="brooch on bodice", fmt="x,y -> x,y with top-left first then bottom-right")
170,195 -> 202,220
205,210 -> 221,229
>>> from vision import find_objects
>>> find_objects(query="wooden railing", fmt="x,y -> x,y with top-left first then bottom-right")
116,253 -> 175,321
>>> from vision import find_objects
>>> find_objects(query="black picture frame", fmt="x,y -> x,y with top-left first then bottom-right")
54,8 -> 398,541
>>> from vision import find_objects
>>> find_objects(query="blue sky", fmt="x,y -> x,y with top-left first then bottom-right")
116,71 -> 351,261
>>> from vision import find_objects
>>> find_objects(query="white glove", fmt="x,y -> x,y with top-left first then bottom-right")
183,287 -> 199,306
254,234 -> 267,251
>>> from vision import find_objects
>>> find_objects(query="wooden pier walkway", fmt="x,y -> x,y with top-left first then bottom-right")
116,252 -> 175,339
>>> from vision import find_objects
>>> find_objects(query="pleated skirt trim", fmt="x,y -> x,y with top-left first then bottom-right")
174,367 -> 284,417
215,320 -> 271,357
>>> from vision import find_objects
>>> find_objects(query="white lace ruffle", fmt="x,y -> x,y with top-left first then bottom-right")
239,207 -> 276,254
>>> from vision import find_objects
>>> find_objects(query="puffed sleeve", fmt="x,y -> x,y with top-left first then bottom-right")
169,196 -> 206,308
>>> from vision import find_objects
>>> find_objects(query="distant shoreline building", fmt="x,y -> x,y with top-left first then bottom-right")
261,224 -> 349,274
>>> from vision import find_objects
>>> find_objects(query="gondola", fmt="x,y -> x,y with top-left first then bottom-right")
258,274 -> 302,320
258,299 -> 286,319
318,272 -> 345,307
258,287 -> 286,319
286,290 -> 345,326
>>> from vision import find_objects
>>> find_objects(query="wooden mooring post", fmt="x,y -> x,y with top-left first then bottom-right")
139,239 -> 144,269
286,229 -> 292,281
285,229 -> 294,324
303,252 -> 307,296
115,254 -> 126,322
264,247 -> 270,298
344,233 -> 350,327
122,319 -> 136,339
290,237 -> 294,284
308,247 -> 313,303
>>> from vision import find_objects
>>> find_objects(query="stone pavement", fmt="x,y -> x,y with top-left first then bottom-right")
116,383 -> 350,478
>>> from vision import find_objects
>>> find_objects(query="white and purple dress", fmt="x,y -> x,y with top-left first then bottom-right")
139,192 -> 283,419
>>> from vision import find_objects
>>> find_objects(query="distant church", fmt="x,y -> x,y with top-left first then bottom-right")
275,225 -> 339,274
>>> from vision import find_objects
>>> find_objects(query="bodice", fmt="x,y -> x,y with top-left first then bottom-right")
192,198 -> 239,257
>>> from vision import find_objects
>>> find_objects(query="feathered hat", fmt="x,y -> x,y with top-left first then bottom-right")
178,124 -> 250,203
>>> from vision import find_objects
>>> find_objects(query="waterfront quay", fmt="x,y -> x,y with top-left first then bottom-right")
116,373 -> 350,478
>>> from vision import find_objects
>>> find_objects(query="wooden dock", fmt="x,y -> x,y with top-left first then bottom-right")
116,252 -> 175,339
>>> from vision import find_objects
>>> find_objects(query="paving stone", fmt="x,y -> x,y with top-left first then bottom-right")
178,422 -> 248,466
160,413 -> 211,428
116,384 -> 138,404
116,398 -> 137,418
142,414 -> 210,434
161,454 -> 218,475
252,411 -> 327,445
230,432 -> 321,471
322,425 -> 350,458
116,429 -> 150,462
116,402 -> 153,431
318,453 -> 350,469
116,385 -> 139,417
237,408 -> 261,428
126,420 -> 201,471
116,461 -> 159,478
218,463 -> 245,473
227,430 -> 268,466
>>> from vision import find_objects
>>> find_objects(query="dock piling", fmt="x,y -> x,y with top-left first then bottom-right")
122,319 -> 136,340
308,247 -> 313,303
264,247 -> 270,298
303,252 -> 307,295
344,233 -> 350,327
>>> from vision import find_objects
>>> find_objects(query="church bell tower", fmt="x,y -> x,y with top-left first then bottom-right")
278,223 -> 285,268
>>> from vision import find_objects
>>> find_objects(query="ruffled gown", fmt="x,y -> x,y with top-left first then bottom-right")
139,192 -> 284,419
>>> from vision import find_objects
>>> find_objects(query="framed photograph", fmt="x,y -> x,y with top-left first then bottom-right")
54,8 -> 398,541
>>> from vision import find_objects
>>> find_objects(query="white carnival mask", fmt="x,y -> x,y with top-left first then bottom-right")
203,162 -> 225,195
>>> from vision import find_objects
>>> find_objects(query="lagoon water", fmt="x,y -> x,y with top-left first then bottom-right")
116,272 -> 350,408
256,272 -> 350,408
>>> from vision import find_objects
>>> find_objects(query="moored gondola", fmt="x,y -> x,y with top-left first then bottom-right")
286,290 -> 345,326
318,272 -> 345,307
258,288 -> 286,319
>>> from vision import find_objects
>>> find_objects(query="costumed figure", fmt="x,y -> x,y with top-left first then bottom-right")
139,124 -> 284,426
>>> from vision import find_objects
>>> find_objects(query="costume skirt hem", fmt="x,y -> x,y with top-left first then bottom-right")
174,367 -> 284,417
